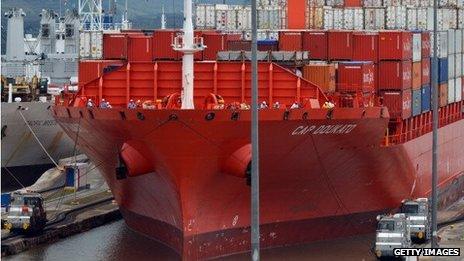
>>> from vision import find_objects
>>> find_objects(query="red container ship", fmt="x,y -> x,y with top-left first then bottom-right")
53,9 -> 464,259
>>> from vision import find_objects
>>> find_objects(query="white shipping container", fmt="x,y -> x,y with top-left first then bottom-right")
326,0 -> 344,6
456,29 -> 463,53
459,9 -> 464,29
426,7 -> 434,31
227,8 -> 238,30
431,31 -> 449,58
364,8 -> 386,30
363,0 -> 382,7
407,8 -> 417,30
353,8 -> 364,30
449,9 -> 457,29
438,9 -> 450,31
456,77 -> 462,102
458,0 -> 464,8
383,0 -> 402,5
195,4 -> 215,28
79,31 -> 102,59
448,54 -> 455,79
417,8 -> 428,30
455,53 -> 462,77
237,7 -> 252,30
448,79 -> 455,103
79,31 -> 90,58
334,8 -> 344,29
308,0 -> 326,6
419,0 -> 432,6
412,33 -> 422,62
448,29 -> 456,54
323,8 -> 334,29
343,9 -> 354,30
215,4 -> 229,30
307,6 -> 324,29
386,6 -> 407,29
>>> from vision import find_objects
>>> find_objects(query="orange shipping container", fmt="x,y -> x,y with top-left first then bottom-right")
439,83 -> 448,107
412,62 -> 421,90
344,0 -> 362,7
287,0 -> 307,29
302,64 -> 336,93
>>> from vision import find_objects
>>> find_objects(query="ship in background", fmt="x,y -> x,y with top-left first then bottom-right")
52,0 -> 463,259
1,1 -> 131,190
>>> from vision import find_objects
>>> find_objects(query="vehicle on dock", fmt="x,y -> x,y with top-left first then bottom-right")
401,198 -> 431,242
1,192 -> 47,234
374,213 -> 411,260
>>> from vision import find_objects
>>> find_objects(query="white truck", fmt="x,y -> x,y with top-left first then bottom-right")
1,192 -> 47,234
374,213 -> 412,259
401,198 -> 431,242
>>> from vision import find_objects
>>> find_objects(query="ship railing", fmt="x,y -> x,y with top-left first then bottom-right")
384,101 -> 463,146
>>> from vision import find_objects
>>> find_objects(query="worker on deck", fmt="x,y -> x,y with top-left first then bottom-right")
128,99 -> 137,109
259,101 -> 268,109
290,102 -> 299,109
273,101 -> 280,109
322,101 -> 335,109
86,98 -> 95,108
100,99 -> 108,109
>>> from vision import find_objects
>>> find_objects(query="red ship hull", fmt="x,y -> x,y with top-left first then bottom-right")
53,106 -> 464,260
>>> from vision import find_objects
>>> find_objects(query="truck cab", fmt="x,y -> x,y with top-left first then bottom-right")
2,192 -> 47,233
374,213 -> 411,259
401,198 -> 430,242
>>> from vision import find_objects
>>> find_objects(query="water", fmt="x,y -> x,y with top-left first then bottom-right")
4,220 -> 376,261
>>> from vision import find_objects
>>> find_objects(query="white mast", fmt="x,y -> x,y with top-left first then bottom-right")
161,5 -> 166,29
122,0 -> 129,30
173,0 -> 205,109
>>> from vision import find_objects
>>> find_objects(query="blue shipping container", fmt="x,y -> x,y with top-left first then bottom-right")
438,58 -> 448,84
1,193 -> 11,207
412,88 -> 422,116
421,85 -> 431,112
65,167 -> 75,187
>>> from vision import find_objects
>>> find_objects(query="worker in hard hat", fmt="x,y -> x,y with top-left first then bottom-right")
127,99 -> 137,109
100,98 -> 108,109
86,98 -> 95,108
259,101 -> 268,109
273,101 -> 280,109
290,102 -> 299,109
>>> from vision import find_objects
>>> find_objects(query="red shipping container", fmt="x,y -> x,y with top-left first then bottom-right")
344,0 -> 362,7
353,32 -> 379,62
380,89 -> 412,119
328,30 -> 353,60
228,40 -> 252,51
278,31 -> 303,51
378,31 -> 412,61
379,60 -> 412,90
421,58 -> 430,85
421,32 -> 431,58
153,30 -> 180,60
337,61 -> 375,93
412,61 -> 421,90
128,35 -> 153,62
302,31 -> 327,60
287,0 -> 307,29
203,33 -> 241,60
103,33 -> 128,60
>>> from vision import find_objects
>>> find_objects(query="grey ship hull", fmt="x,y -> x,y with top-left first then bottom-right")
1,102 -> 75,190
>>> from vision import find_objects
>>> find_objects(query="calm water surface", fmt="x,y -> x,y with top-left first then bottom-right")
5,220 -> 376,261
